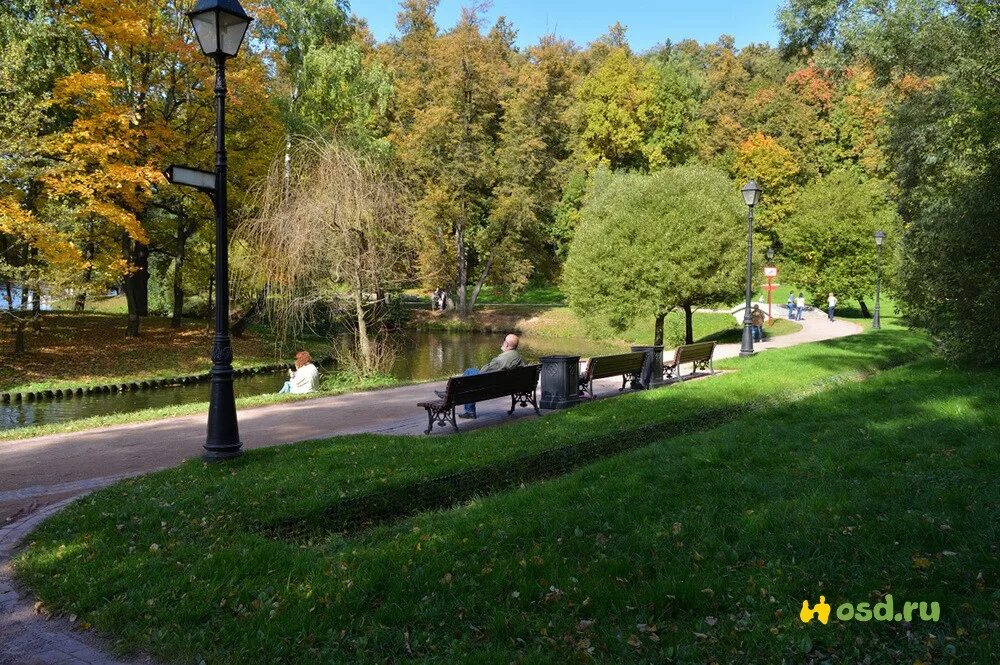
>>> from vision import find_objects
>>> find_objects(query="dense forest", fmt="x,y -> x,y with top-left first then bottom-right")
1,0 -> 997,363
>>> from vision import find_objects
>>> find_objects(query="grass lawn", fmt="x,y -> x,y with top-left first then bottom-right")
412,306 -> 801,349
0,312 -> 327,394
11,327 -> 956,663
406,284 -> 568,306
473,284 -> 567,305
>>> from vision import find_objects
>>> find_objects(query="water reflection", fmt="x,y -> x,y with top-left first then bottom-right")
0,331 -> 623,431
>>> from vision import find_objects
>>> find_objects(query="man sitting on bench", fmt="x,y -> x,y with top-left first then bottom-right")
436,333 -> 526,419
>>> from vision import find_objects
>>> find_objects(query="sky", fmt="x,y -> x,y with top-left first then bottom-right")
352,0 -> 785,51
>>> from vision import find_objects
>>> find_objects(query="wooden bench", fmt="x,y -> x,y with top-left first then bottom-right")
418,364 -> 541,434
578,351 -> 647,398
663,341 -> 716,381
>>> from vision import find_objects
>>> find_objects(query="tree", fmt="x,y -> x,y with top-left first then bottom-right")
563,165 -> 746,345
0,0 -> 86,350
780,170 -> 901,315
781,0 -> 1000,363
733,133 -> 801,238
236,141 -> 412,375
386,6 -> 511,315
697,36 -> 750,164
490,36 -> 579,292
647,43 -> 706,167
574,47 -> 667,171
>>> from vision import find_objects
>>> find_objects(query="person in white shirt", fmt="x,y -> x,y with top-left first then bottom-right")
278,350 -> 320,394
827,293 -> 838,321
796,293 -> 806,320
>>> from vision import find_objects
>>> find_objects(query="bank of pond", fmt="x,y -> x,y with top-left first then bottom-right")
0,331 -> 625,431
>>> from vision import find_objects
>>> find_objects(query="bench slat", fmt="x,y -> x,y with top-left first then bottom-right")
587,352 -> 646,381
419,364 -> 541,434
664,342 -> 716,382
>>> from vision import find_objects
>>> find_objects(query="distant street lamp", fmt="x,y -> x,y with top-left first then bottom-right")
873,230 -> 885,330
183,0 -> 253,461
740,181 -> 763,357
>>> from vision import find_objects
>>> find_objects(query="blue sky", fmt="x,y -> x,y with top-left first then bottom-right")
353,0 -> 784,51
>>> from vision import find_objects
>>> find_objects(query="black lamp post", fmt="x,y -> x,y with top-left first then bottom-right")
740,181 -> 763,357
188,0 -> 253,461
873,230 -> 885,330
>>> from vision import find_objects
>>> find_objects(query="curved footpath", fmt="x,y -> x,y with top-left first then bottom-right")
0,308 -> 861,664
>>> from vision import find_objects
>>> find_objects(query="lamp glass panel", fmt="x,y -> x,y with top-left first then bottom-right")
742,187 -> 761,206
190,11 -> 219,55
219,11 -> 250,56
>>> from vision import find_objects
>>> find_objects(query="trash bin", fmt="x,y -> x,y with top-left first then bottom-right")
630,345 -> 665,388
539,355 -> 581,409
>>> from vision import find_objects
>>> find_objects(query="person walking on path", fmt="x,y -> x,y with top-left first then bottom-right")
436,333 -> 526,419
787,292 -> 796,319
827,293 -> 838,321
751,304 -> 766,342
796,293 -> 806,321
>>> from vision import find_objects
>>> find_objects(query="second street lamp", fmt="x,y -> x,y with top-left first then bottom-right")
740,181 -> 763,357
873,230 -> 885,330
187,0 -> 253,461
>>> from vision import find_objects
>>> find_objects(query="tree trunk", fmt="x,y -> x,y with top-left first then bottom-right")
134,242 -> 149,316
30,289 -> 41,332
121,234 -> 142,337
683,303 -> 694,345
231,287 -> 267,338
467,254 -> 494,313
858,297 -> 871,318
353,266 -> 372,372
653,312 -> 665,346
455,219 -> 468,316
171,270 -> 184,326
171,221 -> 190,328
75,234 -> 94,311
124,282 -> 141,337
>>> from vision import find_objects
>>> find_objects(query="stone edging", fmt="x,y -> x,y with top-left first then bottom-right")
0,356 -> 334,406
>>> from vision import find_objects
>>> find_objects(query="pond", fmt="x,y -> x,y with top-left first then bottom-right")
0,330 -> 624,432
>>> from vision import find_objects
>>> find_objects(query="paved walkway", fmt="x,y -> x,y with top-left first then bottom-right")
1,307 -> 859,525
0,308 -> 860,665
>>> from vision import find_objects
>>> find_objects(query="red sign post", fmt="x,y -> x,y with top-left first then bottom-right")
763,265 -> 779,325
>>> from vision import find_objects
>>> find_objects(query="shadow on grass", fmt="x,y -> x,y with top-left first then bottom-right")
255,330 -> 926,540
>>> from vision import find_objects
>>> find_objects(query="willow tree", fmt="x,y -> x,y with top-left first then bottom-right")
563,165 -> 746,345
236,141 -> 410,376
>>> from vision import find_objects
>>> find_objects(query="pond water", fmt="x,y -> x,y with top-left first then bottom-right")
0,331 -> 623,432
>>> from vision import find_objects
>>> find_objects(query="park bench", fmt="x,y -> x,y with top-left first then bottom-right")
418,364 -> 541,434
662,341 -> 716,381
578,351 -> 647,398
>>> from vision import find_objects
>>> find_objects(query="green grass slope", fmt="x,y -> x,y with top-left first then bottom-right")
17,329 -> 986,664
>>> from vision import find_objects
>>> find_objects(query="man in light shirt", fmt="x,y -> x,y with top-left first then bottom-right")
278,350 -> 320,394
827,293 -> 838,321
796,293 -> 806,321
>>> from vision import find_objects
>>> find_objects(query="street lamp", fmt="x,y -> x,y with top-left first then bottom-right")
873,230 -> 885,330
189,0 -> 252,461
740,181 -> 763,357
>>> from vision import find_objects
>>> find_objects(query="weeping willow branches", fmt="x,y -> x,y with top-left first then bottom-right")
236,140 -> 412,375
